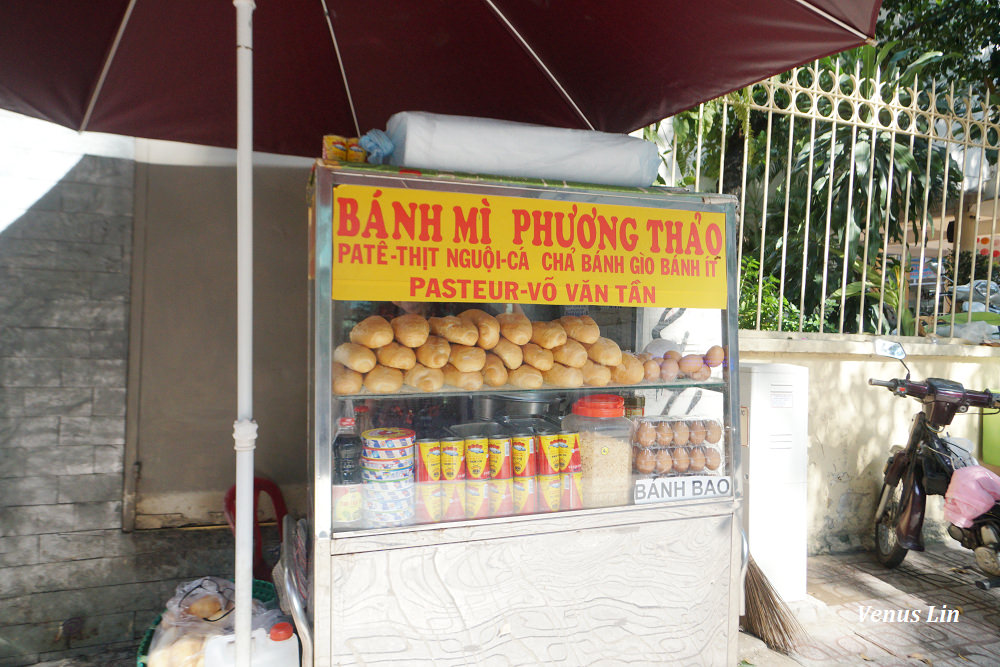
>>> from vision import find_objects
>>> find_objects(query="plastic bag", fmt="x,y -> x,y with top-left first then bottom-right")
944,466 -> 1000,528
147,577 -> 265,667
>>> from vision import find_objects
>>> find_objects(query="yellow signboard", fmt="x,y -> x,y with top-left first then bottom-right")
331,184 -> 726,308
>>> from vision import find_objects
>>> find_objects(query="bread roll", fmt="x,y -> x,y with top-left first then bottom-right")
611,352 -> 645,384
551,339 -> 588,368
581,359 -> 611,387
492,337 -> 523,370
332,362 -> 363,395
496,312 -> 532,345
522,342 -> 554,371
334,342 -> 376,373
449,343 -> 486,372
350,315 -> 393,348
458,309 -> 500,350
428,315 -> 478,346
587,337 -> 623,367
416,335 -> 451,368
558,315 -> 600,344
483,353 -> 508,387
390,313 -> 429,348
530,320 -> 567,349
363,364 -> 403,394
542,362 -> 584,388
508,364 -> 543,389
376,341 -> 417,370
442,363 -> 484,391
404,363 -> 445,392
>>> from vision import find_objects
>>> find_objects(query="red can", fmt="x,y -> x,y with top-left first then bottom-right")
536,432 -> 563,475
512,477 -> 537,515
441,480 -> 466,521
536,474 -> 562,512
561,431 -> 581,473
560,471 -> 583,510
488,436 -> 512,480
464,436 -> 491,480
488,478 -> 514,517
415,482 -> 444,523
415,439 -> 441,483
465,480 -> 491,519
511,433 -> 535,477
439,437 -> 465,481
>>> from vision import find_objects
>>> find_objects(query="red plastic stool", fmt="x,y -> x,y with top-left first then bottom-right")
224,477 -> 288,583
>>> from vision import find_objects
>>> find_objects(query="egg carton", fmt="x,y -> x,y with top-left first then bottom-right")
630,415 -> 724,449
630,415 -> 726,477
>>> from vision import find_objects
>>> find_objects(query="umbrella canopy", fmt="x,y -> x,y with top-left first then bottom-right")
1,0 -> 880,156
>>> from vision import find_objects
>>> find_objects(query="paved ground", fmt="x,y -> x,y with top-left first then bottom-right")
740,542 -> 1000,666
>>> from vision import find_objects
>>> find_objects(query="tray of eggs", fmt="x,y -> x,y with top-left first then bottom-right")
631,417 -> 725,477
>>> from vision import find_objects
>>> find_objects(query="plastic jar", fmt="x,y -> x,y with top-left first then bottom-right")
561,394 -> 634,509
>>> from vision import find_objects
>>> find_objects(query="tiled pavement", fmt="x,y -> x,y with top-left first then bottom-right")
743,542 -> 1000,666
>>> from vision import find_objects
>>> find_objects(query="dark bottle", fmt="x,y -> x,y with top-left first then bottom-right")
333,415 -> 362,484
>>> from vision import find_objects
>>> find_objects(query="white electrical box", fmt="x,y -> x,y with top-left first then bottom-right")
739,362 -> 808,603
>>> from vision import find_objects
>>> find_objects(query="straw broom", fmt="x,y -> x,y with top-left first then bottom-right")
740,553 -> 805,654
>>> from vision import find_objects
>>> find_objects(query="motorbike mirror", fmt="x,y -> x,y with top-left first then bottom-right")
873,338 -> 911,379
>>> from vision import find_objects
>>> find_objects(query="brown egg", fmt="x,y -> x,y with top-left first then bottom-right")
688,420 -> 706,445
659,358 -> 679,381
705,420 -> 722,444
671,420 -> 689,446
690,365 -> 712,381
689,446 -> 707,472
637,352 -> 653,363
644,359 -> 662,381
704,345 -> 725,368
655,449 -> 673,474
678,354 -> 705,377
705,447 -> 722,471
635,447 -> 656,474
655,422 -> 673,446
635,421 -> 656,447
671,446 -> 691,473
665,350 -> 682,362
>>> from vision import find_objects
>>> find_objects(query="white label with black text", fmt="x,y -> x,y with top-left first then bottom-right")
633,475 -> 732,504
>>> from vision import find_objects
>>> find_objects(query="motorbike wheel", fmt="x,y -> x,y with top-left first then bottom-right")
875,481 -> 908,568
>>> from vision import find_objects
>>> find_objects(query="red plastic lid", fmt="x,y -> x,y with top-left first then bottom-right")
571,394 -> 625,418
338,418 -> 355,427
269,621 -> 294,641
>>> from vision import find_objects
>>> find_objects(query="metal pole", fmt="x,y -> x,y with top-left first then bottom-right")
233,1 -> 256,666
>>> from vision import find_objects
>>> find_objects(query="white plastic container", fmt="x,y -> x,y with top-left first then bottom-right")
203,623 -> 300,667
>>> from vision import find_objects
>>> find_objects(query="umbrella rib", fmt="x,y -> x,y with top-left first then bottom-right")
483,0 -> 595,130
319,0 -> 361,137
791,0 -> 874,43
80,0 -> 139,133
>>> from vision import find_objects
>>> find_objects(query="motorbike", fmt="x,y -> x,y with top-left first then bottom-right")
869,338 -> 1000,584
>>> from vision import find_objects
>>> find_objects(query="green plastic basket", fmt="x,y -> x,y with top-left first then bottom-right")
136,580 -> 276,666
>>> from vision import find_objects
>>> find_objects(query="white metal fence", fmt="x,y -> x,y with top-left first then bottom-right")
657,54 -> 1000,338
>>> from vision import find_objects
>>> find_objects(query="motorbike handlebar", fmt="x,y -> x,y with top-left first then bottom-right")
868,377 -> 1000,408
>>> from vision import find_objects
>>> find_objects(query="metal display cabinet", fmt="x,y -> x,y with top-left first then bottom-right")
294,162 -> 744,666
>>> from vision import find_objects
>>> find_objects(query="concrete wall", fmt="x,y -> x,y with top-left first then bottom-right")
740,331 -> 1000,555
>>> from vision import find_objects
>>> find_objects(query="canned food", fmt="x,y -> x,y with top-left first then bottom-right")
440,437 -> 466,481
362,487 -> 414,504
332,484 -> 362,525
561,431 -> 581,473
360,478 -> 414,492
464,436 -> 491,480
415,439 -> 442,482
322,135 -> 348,161
536,474 -> 562,512
511,433 -> 536,477
415,482 -> 444,523
560,471 -> 583,510
346,144 -> 367,163
362,427 -> 416,449
488,477 -> 514,517
465,480 -> 490,519
361,445 -> 414,460
536,432 -> 563,475
363,496 -> 413,513
512,476 -> 536,515
441,480 -> 466,520
488,436 -> 512,480
363,507 -> 414,526
360,455 -> 414,472
361,467 -> 413,483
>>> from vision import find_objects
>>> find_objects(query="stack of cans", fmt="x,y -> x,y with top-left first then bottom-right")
360,427 -> 416,528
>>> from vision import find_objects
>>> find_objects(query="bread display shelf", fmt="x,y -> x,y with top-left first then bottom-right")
329,377 -> 726,400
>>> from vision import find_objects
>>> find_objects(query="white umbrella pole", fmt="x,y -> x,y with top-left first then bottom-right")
233,1 -> 256,666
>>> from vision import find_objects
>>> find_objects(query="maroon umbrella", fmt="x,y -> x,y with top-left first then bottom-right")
1,0 -> 880,157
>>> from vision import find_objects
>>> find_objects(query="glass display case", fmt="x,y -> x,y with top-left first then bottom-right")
300,162 -> 743,666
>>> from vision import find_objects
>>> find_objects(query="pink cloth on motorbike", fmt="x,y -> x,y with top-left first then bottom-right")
944,465 -> 1000,528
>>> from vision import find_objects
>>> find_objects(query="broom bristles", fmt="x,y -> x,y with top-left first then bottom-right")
741,554 -> 806,654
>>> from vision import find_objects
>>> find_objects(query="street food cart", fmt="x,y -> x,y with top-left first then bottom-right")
284,160 -> 744,665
